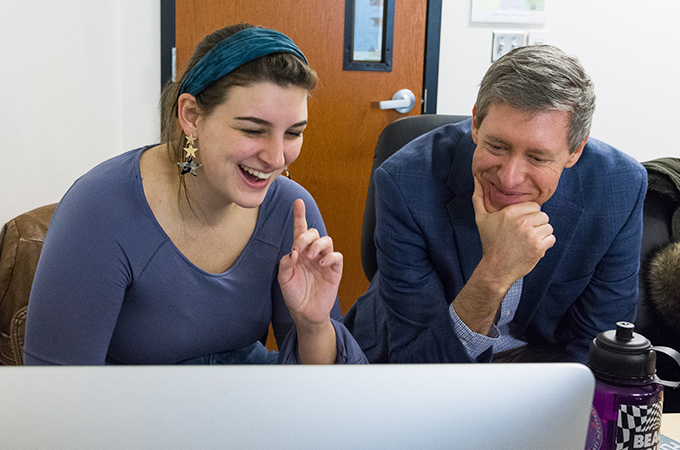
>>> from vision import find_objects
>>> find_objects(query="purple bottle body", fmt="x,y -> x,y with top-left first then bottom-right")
586,322 -> 670,450
586,378 -> 664,450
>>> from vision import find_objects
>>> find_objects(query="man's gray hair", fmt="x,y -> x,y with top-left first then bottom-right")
475,45 -> 596,153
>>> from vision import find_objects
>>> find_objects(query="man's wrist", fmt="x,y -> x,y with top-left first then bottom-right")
472,257 -> 517,296
452,266 -> 513,335
449,302 -> 499,360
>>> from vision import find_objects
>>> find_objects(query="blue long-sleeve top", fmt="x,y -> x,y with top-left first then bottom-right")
24,147 -> 366,365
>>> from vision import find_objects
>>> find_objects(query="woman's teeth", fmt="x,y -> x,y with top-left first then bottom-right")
240,165 -> 273,180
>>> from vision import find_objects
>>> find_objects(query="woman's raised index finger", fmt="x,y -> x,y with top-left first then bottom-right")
293,198 -> 308,239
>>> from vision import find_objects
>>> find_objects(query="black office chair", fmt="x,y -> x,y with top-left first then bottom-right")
360,114 -> 471,282
635,157 -> 680,412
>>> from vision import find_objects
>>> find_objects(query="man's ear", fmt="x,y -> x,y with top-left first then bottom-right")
471,104 -> 479,144
565,135 -> 588,168
177,93 -> 201,136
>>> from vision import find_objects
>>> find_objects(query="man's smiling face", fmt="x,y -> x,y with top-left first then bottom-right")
471,102 -> 585,212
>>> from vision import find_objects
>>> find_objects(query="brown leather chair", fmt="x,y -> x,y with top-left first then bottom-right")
0,204 -> 57,365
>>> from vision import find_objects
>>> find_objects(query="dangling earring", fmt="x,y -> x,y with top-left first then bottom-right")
177,133 -> 202,177
284,167 -> 290,179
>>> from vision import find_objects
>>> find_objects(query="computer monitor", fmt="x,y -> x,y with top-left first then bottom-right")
0,363 -> 594,449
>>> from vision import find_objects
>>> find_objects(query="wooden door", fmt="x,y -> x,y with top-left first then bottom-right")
175,0 -> 427,317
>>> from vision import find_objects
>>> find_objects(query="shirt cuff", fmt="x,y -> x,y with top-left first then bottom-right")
276,318 -> 369,364
449,302 -> 499,361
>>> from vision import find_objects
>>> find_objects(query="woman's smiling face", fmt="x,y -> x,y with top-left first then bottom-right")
187,81 -> 309,209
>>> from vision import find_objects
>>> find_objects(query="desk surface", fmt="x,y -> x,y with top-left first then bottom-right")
663,413 -> 680,441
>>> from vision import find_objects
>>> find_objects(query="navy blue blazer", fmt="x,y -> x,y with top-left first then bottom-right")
345,119 -> 647,364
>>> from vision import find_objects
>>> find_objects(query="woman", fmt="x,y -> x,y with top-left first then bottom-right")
23,23 -> 366,365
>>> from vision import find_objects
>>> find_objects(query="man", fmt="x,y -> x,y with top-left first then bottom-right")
345,45 -> 647,364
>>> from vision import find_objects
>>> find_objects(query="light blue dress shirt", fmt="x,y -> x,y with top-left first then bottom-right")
449,278 -> 527,360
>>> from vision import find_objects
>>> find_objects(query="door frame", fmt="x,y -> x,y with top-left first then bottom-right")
159,0 -> 442,113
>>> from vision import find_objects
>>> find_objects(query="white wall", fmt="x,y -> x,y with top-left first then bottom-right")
0,0 -> 159,226
437,0 -> 680,163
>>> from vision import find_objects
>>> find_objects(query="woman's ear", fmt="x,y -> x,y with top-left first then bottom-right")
177,93 -> 201,137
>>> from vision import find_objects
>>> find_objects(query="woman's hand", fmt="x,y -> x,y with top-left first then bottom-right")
278,199 -> 341,363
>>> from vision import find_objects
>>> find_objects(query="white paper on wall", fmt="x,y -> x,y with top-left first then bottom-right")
471,0 -> 547,24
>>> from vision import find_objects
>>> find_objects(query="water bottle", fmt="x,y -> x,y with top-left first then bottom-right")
585,321 -> 680,450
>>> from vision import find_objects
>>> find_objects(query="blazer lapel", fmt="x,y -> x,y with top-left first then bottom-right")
446,134 -> 482,281
514,166 -> 584,330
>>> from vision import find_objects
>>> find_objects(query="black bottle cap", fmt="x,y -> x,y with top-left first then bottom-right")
587,321 -> 656,383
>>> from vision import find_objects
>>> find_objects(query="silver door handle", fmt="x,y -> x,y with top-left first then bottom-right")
378,89 -> 416,113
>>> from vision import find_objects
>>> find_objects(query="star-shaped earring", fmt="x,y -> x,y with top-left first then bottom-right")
177,156 -> 202,177
184,134 -> 198,158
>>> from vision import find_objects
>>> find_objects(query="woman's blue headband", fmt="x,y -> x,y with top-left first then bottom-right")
178,28 -> 308,97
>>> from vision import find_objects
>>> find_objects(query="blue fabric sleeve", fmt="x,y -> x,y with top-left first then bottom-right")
277,318 -> 369,364
556,166 -> 648,363
373,166 -> 479,363
448,303 -> 499,360
24,186 -> 134,365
